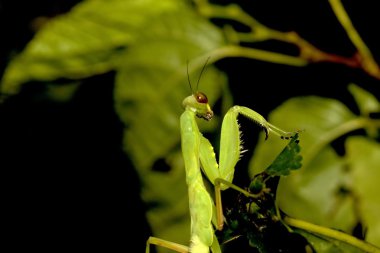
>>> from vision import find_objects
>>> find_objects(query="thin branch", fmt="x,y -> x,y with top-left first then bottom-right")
303,117 -> 380,168
329,0 -> 380,78
194,0 -> 380,79
283,216 -> 380,253
209,45 -> 308,67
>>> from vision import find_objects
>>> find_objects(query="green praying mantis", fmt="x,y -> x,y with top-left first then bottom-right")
146,59 -> 297,253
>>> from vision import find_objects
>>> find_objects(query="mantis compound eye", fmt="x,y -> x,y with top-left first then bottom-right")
194,92 -> 208,104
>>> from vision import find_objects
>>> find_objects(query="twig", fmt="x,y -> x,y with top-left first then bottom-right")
284,216 -> 380,253
194,0 -> 380,79
329,0 -> 380,78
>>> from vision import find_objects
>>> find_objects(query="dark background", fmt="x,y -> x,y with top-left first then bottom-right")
1,0 -> 151,251
1,0 -> 379,251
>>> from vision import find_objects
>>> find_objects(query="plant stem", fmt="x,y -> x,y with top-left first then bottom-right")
195,0 -> 380,79
304,117 -> 380,168
209,45 -> 308,66
283,216 -> 380,253
329,0 -> 380,78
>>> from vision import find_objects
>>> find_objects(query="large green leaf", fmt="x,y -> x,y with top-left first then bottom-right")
115,46 -> 228,249
346,136 -> 380,247
0,0 -> 183,94
248,96 -> 358,232
113,6 -> 228,252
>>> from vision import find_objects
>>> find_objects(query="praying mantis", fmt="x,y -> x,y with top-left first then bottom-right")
146,59 -> 297,253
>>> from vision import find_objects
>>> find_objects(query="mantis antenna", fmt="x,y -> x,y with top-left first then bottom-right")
187,57 -> 211,94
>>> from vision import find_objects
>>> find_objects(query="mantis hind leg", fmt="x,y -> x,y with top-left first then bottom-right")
214,178 -> 262,231
145,235 -> 222,253
145,237 -> 189,253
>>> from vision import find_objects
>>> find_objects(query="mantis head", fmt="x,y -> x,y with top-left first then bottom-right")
183,57 -> 214,121
182,92 -> 214,121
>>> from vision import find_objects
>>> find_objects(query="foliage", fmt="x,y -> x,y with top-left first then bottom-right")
219,134 -> 315,253
221,134 -> 378,253
249,84 -> 380,249
1,0 -> 380,252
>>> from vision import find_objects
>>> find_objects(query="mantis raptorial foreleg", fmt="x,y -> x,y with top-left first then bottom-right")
145,60 -> 297,253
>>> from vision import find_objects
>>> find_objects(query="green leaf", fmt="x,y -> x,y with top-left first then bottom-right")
265,133 -> 302,176
348,83 -> 380,116
249,96 -> 356,175
296,229 -> 367,253
112,6 -> 228,251
346,136 -> 380,247
249,96 -> 358,233
348,83 -> 380,138
0,0 -> 185,94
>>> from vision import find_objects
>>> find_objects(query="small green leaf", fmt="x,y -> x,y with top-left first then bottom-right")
348,83 -> 380,138
348,83 -> 380,116
265,134 -> 302,176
